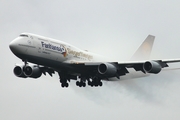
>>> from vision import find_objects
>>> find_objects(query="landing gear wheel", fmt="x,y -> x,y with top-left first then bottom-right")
79,83 -> 82,87
61,83 -> 64,88
88,81 -> 91,85
83,83 -> 86,87
94,80 -> 98,87
61,82 -> 69,88
65,83 -> 69,87
76,81 -> 79,86
89,81 -> 94,87
99,81 -> 103,86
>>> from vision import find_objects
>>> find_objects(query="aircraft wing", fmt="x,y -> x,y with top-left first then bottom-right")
117,59 -> 180,73
68,58 -> 180,78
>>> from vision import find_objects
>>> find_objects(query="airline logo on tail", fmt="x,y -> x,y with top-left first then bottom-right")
131,35 -> 155,60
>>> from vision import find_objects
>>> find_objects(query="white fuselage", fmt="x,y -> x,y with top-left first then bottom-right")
9,33 -> 148,81
10,33 -> 104,62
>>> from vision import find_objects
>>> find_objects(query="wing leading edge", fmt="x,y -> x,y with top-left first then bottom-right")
69,58 -> 180,80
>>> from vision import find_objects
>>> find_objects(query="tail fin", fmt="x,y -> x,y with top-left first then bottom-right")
131,35 -> 155,60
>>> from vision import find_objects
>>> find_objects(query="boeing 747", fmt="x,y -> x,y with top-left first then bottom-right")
9,33 -> 180,87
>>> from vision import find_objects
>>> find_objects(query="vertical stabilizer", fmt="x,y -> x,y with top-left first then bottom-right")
131,35 -> 155,60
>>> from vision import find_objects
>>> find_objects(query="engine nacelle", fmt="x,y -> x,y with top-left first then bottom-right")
143,61 -> 162,74
13,65 -> 27,78
24,65 -> 42,78
98,63 -> 117,77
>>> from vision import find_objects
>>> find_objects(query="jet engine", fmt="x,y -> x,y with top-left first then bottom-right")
23,65 -> 42,78
98,63 -> 117,77
143,61 -> 162,74
13,65 -> 27,78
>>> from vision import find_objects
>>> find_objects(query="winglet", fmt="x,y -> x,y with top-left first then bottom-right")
131,35 -> 155,60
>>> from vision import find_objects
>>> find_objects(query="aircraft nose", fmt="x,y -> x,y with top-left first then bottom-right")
9,38 -> 19,54
9,40 -> 16,52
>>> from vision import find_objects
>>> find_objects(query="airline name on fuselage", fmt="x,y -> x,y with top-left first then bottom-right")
41,41 -> 92,59
41,41 -> 67,56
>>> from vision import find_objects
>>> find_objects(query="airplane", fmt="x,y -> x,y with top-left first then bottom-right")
9,33 -> 180,88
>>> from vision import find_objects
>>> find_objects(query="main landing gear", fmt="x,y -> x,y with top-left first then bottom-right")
76,76 -> 103,87
76,76 -> 86,87
58,72 -> 69,88
58,72 -> 103,88
87,76 -> 103,87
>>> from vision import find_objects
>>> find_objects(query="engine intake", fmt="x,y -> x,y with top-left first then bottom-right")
24,65 -> 42,78
143,61 -> 162,74
13,65 -> 27,78
98,63 -> 117,77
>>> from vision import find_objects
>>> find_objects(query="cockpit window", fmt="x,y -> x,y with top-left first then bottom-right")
20,34 -> 28,37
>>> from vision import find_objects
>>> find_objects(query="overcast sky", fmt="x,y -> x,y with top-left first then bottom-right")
1,0 -> 180,120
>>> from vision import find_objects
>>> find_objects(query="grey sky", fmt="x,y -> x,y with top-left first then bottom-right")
1,0 -> 180,120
